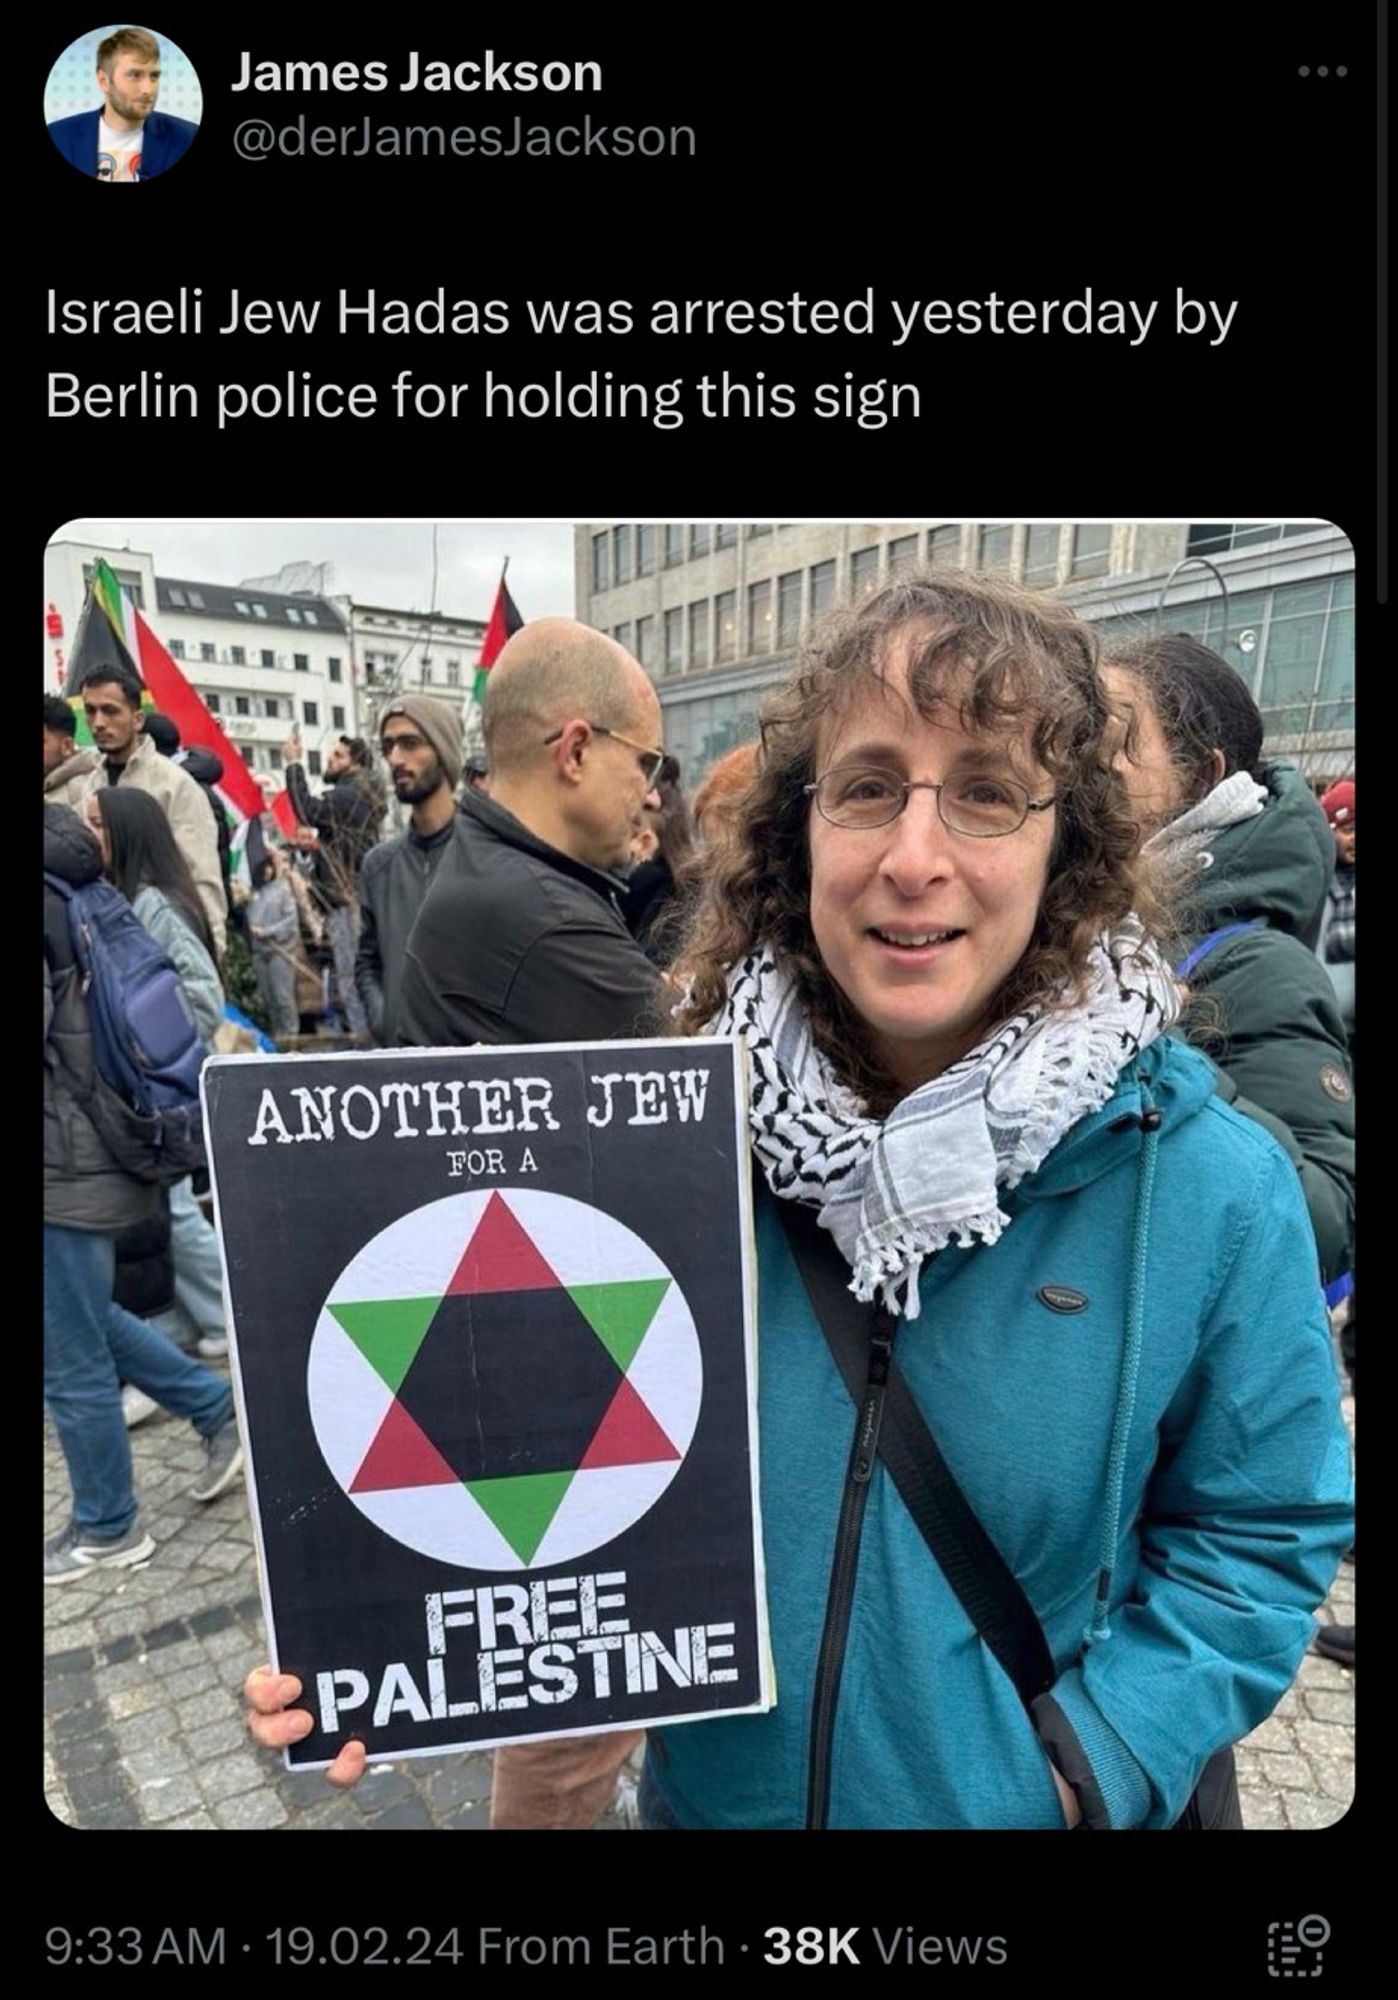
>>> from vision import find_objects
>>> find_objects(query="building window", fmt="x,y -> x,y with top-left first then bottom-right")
332,706 -> 346,731
689,524 -> 711,558
637,526 -> 657,577
286,607 -> 302,625
635,616 -> 655,670
850,547 -> 880,601
328,656 -> 342,682
887,534 -> 919,577
689,599 -> 710,671
747,523 -> 772,540
978,525 -> 1013,573
769,571 -> 800,651
261,650 -> 276,669
614,621 -> 633,653
715,524 -> 738,550
167,587 -> 187,607
747,579 -> 773,655
293,653 -> 310,672
204,692 -> 220,713
233,599 -> 249,617
592,531 -> 611,594
229,645 -> 246,666
186,591 -> 205,610
169,639 -> 185,660
235,696 -> 250,716
447,662 -> 460,687
307,750 -> 322,777
613,525 -> 633,586
303,701 -> 318,726
1023,524 -> 1062,586
200,642 -> 216,662
1070,525 -> 1112,579
715,591 -> 737,664
302,609 -> 319,627
664,606 -> 684,675
268,748 -> 283,772
252,603 -> 268,620
809,561 -> 836,616
928,525 -> 961,566
664,525 -> 686,567
241,746 -> 255,767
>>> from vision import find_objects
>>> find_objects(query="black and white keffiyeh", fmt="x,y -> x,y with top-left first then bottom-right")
711,925 -> 1180,1317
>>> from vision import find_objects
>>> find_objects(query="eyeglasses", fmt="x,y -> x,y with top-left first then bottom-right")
806,765 -> 1056,837
544,723 -> 668,790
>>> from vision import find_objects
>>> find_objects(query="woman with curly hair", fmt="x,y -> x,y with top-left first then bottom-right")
248,573 -> 1351,1829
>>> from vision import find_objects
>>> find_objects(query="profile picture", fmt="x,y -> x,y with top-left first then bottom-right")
45,24 -> 202,183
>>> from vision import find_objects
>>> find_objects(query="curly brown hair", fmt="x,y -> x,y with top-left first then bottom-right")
670,571 -> 1160,1110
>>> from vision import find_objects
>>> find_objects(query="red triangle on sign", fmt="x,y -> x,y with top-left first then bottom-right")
579,1377 -> 681,1470
350,1399 -> 461,1493
447,1192 -> 562,1296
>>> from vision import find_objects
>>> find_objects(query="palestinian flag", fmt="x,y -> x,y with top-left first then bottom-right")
474,564 -> 523,705
69,557 -> 299,878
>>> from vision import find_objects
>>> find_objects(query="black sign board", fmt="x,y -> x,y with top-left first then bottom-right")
203,1039 -> 771,1766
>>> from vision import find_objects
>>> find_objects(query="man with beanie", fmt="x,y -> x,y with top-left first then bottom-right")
355,696 -> 468,1045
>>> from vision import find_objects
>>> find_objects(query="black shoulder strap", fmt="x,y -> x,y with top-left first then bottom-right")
777,1198 -> 1057,1710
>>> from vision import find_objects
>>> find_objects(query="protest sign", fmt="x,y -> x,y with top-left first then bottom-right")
203,1038 -> 771,1767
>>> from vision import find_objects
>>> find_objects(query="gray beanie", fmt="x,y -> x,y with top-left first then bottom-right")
379,694 -> 464,788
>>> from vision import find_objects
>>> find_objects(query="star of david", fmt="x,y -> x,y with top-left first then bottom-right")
328,1192 -> 679,1564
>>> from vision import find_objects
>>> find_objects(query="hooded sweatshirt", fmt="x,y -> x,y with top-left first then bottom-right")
645,1037 -> 1352,1830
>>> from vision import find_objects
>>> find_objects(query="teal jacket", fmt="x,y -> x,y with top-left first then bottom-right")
648,1038 -> 1352,1829
1173,763 -> 1353,1280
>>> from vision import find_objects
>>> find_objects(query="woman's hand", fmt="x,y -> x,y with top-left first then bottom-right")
1048,1760 -> 1082,1828
245,1665 -> 366,1786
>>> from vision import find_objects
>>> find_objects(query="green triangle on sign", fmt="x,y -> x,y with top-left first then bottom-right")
566,1279 -> 671,1374
466,1471 -> 575,1565
329,1296 -> 440,1394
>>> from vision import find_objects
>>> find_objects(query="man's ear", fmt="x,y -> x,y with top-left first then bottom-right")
1209,747 -> 1226,786
551,719 -> 590,784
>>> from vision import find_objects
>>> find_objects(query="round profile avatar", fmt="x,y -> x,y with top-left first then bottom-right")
45,25 -> 202,183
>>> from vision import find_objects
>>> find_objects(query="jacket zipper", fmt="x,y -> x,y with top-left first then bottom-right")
805,1318 -> 896,1830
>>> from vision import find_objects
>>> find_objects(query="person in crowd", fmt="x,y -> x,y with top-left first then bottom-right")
247,854 -> 301,1040
75,671 -> 226,958
44,693 -> 100,808
622,762 -> 696,967
277,843 -> 329,1032
464,754 -> 491,795
45,804 -> 243,1582
252,618 -> 664,1827
282,732 -> 383,1038
691,741 -> 758,846
394,619 -> 663,1051
355,695 -> 468,1045
1100,634 -> 1354,1288
86,787 -> 231,1361
246,575 -> 1351,1829
142,710 -> 235,927
1317,778 -> 1354,1040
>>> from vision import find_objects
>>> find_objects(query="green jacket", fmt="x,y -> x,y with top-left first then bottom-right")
1174,763 -> 1354,1281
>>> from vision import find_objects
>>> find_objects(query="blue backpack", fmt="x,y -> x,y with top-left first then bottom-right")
44,872 -> 207,1185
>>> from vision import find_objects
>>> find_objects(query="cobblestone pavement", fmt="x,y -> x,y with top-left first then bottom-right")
43,1377 -> 1354,1832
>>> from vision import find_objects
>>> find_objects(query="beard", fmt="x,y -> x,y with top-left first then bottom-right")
394,758 -> 445,805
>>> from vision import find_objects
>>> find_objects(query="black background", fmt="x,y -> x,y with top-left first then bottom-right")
205,1044 -> 762,1762
32,3 -> 1377,1983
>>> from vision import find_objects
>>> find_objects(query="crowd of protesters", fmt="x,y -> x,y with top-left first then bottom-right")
43,575 -> 1355,1827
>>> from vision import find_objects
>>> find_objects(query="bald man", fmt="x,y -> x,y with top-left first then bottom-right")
393,620 -> 664,1827
396,619 -> 666,1049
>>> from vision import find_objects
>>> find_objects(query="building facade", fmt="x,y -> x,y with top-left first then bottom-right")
44,541 -> 488,784
574,522 -> 1355,785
